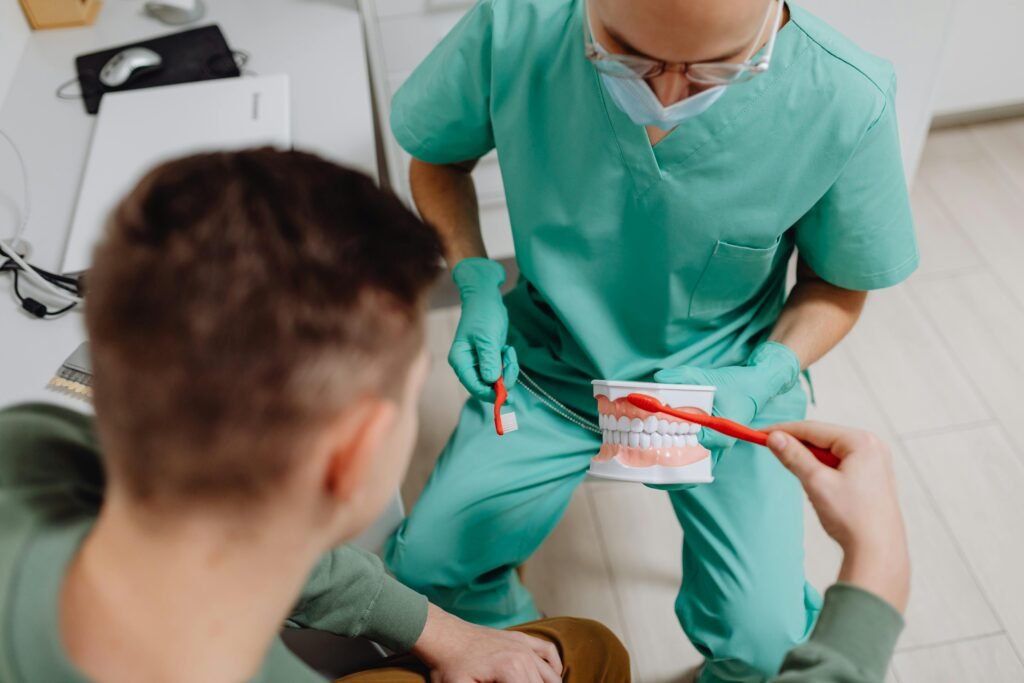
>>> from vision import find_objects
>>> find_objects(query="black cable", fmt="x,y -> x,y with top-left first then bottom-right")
12,269 -> 77,317
232,50 -> 250,70
31,265 -> 78,286
1,258 -> 82,295
2,256 -> 82,317
55,76 -> 85,100
232,49 -> 257,76
1,257 -> 80,288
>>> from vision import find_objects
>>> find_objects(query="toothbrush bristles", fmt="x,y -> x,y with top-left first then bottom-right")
500,411 -> 518,433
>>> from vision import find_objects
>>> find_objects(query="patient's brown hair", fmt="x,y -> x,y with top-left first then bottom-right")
85,148 -> 443,508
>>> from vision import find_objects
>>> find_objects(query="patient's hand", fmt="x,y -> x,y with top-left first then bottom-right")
412,604 -> 562,683
766,421 -> 910,613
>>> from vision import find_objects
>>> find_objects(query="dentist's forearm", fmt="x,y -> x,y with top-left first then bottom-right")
409,157 -> 487,264
769,261 -> 867,369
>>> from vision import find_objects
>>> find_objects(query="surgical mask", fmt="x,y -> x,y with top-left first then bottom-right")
599,72 -> 726,130
591,31 -> 727,130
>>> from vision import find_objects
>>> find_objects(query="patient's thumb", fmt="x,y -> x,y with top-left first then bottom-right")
767,431 -> 822,484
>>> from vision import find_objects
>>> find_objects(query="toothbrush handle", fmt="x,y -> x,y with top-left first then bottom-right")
493,376 -> 508,436
626,394 -> 841,469
699,414 -> 770,446
701,414 -> 841,469
800,443 -> 842,469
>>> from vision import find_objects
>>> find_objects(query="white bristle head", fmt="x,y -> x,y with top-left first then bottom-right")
499,411 -> 518,433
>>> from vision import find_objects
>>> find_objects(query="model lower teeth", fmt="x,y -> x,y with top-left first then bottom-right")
594,396 -> 710,468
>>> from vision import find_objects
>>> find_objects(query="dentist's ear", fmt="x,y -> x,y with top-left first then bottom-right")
324,397 -> 398,503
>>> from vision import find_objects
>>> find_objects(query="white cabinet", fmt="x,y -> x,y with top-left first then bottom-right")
933,0 -> 1024,117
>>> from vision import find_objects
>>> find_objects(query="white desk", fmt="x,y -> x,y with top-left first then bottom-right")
0,0 -> 378,410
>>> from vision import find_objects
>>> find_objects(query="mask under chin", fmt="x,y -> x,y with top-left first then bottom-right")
600,72 -> 727,129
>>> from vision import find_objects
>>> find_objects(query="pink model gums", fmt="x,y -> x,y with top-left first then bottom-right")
594,396 -> 711,468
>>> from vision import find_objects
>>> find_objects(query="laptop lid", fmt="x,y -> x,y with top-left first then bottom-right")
63,74 -> 291,275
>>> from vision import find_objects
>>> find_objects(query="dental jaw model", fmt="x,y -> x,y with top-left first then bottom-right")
591,380 -> 716,485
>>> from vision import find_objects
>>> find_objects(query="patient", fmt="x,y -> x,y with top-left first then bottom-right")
0,149 -> 628,683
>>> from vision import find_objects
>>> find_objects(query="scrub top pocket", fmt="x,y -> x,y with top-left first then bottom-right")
688,237 -> 783,321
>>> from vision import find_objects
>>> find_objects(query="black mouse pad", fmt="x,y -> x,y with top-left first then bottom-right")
74,24 -> 240,115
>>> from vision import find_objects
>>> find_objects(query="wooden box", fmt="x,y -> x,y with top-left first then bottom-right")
19,0 -> 102,29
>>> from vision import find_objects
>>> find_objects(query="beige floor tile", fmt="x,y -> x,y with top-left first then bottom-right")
842,286 -> 989,435
910,272 -> 1024,454
588,483 -> 703,682
806,346 -> 890,432
527,486 -> 632,650
893,634 -> 1024,683
909,181 -> 982,279
917,139 -> 1024,309
903,425 -> 1024,658
806,347 -> 1000,649
971,118 -> 1024,194
917,126 -> 986,166
917,151 -> 1024,262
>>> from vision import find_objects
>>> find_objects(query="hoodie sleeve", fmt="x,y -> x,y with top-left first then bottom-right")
773,583 -> 904,683
286,544 -> 429,653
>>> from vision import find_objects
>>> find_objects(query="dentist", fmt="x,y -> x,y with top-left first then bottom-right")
385,0 -> 918,680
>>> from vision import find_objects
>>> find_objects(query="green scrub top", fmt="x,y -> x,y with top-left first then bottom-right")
392,0 -> 918,409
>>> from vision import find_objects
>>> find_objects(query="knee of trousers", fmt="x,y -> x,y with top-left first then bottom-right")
676,584 -> 808,675
384,521 -> 488,597
529,618 -> 631,681
573,619 -> 631,680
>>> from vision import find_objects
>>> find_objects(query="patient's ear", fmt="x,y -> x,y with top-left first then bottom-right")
324,397 -> 397,503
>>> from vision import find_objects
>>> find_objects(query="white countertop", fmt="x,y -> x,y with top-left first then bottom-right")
0,0 -> 378,409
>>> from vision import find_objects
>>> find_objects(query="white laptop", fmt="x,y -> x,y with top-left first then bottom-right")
62,75 -> 291,275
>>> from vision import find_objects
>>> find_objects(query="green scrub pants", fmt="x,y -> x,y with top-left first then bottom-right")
385,376 -> 820,683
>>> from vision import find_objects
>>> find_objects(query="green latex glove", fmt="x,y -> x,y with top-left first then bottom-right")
653,341 -> 802,453
449,258 -> 520,403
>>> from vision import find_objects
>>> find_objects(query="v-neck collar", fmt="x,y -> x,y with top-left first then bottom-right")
585,1 -> 806,197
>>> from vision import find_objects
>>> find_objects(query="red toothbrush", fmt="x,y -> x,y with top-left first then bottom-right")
493,376 -> 518,436
627,393 -> 841,469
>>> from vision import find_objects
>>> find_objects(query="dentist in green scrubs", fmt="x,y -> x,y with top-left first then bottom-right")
384,0 -> 918,680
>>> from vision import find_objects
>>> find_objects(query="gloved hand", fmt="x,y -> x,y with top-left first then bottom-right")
449,258 -> 520,404
654,341 -> 802,453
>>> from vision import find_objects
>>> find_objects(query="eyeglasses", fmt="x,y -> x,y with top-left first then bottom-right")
584,0 -> 785,86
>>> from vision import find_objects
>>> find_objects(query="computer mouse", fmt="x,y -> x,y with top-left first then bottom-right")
144,0 -> 206,26
99,47 -> 163,88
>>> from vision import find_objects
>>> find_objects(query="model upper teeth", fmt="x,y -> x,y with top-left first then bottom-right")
599,415 -> 698,434
599,416 -> 700,450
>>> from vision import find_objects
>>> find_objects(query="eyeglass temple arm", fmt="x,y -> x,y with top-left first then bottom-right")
746,0 -> 785,64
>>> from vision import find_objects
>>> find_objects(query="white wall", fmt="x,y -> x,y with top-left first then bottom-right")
933,0 -> 1024,116
0,2 -> 30,103
801,0 -> 954,181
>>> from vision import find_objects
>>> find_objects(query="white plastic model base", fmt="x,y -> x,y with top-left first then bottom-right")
590,380 -> 716,485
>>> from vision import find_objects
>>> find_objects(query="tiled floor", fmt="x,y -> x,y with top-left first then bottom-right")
405,118 -> 1024,682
